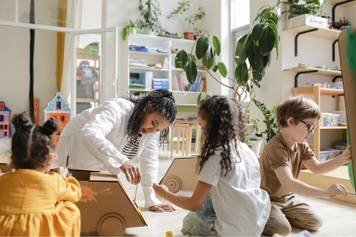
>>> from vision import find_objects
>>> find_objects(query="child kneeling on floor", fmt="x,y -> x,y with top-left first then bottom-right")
154,96 -> 271,236
260,96 -> 351,236
0,113 -> 82,236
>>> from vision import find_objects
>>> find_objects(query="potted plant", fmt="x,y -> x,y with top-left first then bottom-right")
175,2 -> 280,102
167,0 -> 206,40
136,0 -> 162,35
121,20 -> 140,40
252,99 -> 278,142
284,0 -> 327,29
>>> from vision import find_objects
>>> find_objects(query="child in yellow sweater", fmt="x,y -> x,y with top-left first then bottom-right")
0,112 -> 81,236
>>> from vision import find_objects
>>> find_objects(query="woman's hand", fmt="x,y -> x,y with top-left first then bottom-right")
120,160 -> 141,184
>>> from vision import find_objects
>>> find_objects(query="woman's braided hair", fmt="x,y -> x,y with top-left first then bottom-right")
127,89 -> 177,141
198,96 -> 246,176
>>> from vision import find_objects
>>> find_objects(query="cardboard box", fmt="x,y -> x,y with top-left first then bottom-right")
160,157 -> 198,193
70,170 -> 147,236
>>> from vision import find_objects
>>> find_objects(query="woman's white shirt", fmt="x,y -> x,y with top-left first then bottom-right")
57,98 -> 161,207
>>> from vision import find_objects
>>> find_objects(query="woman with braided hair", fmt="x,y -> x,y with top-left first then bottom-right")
57,89 -> 177,212
154,96 -> 271,236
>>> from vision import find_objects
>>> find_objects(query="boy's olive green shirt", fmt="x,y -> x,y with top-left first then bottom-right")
259,134 -> 314,199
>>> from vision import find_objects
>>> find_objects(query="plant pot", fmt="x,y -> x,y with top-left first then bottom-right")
141,28 -> 153,35
287,14 -> 328,29
183,32 -> 195,40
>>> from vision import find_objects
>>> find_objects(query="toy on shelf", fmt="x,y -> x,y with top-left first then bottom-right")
69,169 -> 147,235
44,92 -> 70,144
160,157 -> 198,193
0,101 -> 11,138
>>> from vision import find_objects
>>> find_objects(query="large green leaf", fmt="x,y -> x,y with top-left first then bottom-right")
212,35 -> 221,56
247,44 -> 264,71
235,34 -> 250,65
235,62 -> 248,86
217,62 -> 228,77
202,48 -> 214,69
251,23 -> 264,42
196,36 -> 209,59
186,59 -> 198,84
175,50 -> 188,69
258,25 -> 275,56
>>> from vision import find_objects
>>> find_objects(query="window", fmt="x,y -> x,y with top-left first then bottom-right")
0,115 -> 3,122
0,125 -> 3,129
56,101 -> 62,110
4,125 -> 7,129
231,0 -> 250,30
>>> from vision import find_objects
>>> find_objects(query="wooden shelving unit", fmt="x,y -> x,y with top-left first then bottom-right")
292,86 -> 346,160
284,25 -> 341,41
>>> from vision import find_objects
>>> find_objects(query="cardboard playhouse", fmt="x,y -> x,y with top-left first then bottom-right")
160,157 -> 199,193
339,29 -> 356,190
69,169 -> 147,236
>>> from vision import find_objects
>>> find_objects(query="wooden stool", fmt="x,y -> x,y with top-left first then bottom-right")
169,120 -> 202,158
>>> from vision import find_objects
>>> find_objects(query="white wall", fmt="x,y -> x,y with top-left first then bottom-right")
0,1 -> 58,122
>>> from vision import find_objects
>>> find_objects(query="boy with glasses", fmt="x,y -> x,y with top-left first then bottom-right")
260,96 -> 352,235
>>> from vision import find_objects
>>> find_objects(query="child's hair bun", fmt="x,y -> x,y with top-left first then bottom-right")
40,118 -> 58,136
12,112 -> 33,130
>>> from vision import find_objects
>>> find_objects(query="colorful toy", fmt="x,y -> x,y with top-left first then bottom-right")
69,169 -> 147,235
0,101 -> 11,138
44,92 -> 70,144
160,157 -> 199,193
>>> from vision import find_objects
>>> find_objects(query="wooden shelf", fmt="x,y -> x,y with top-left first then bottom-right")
129,66 -> 169,72
284,25 -> 341,41
129,51 -> 168,56
285,65 -> 342,77
171,68 -> 206,73
172,90 -> 200,94
292,86 -> 344,96
320,126 -> 348,130
76,98 -> 99,103
329,0 -> 356,6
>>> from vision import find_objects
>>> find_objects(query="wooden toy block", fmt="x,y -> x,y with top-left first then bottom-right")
160,157 -> 199,193
69,169 -> 147,236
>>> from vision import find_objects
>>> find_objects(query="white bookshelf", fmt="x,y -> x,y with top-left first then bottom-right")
119,34 -> 209,106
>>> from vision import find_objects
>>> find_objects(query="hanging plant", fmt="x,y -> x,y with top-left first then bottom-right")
175,1 -> 280,102
136,0 -> 162,34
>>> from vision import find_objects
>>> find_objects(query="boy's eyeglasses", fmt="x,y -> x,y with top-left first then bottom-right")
300,120 -> 315,133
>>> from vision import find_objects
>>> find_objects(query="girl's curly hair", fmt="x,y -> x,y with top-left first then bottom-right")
198,96 -> 246,176
127,89 -> 177,141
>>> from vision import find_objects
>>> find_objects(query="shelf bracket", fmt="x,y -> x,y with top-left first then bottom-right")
295,28 -> 318,57
332,75 -> 343,82
332,0 -> 356,23
332,39 -> 339,62
294,70 -> 319,87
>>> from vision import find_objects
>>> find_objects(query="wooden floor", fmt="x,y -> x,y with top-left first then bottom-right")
125,159 -> 356,237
